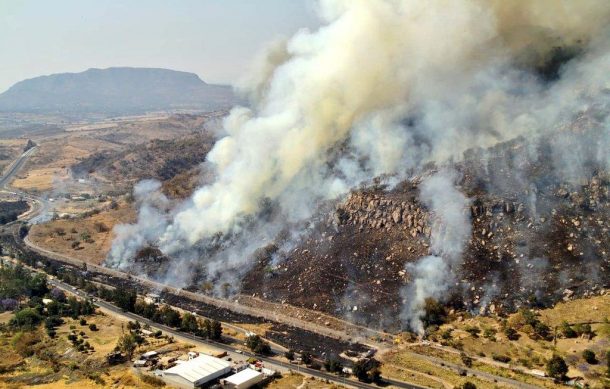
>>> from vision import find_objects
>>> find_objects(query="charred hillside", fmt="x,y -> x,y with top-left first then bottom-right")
241,125 -> 609,330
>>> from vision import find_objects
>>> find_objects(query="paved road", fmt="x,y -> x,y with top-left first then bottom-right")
0,146 -> 36,187
0,146 -> 48,224
41,273 -> 424,389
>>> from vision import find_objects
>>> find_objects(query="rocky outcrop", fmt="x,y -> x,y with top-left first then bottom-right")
334,192 -> 430,238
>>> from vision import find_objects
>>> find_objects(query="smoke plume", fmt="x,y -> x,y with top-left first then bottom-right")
400,170 -> 471,334
107,1 -> 610,309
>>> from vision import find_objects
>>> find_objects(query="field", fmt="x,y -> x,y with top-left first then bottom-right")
382,294 -> 610,389
28,203 -> 135,264
8,113 -> 217,194
0,139 -> 27,174
0,305 -> 195,389
265,372 -> 343,389
10,135 -> 124,193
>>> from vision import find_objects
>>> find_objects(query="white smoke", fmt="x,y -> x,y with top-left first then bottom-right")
400,170 -> 471,334
108,1 -> 610,294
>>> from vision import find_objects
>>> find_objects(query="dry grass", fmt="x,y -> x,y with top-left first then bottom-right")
0,139 -> 27,174
538,295 -> 610,326
29,204 -> 135,264
411,295 -> 610,388
0,308 -> 191,389
11,135 -> 120,192
0,312 -> 13,325
266,372 -> 343,389
9,113 -> 212,193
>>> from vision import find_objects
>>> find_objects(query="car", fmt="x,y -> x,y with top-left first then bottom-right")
235,350 -> 243,354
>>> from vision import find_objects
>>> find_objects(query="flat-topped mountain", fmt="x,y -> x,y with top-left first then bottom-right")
0,67 -> 235,114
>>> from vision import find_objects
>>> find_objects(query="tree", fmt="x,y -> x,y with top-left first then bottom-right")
352,359 -> 382,382
210,320 -> 222,340
157,305 -> 181,327
560,321 -> 576,338
324,356 -> 343,373
117,333 -> 137,359
181,313 -> 198,333
285,350 -> 295,361
606,350 -> 610,376
199,318 -> 212,338
301,351 -> 313,365
546,355 -> 568,381
460,352 -> 473,367
422,298 -> 447,328
246,335 -> 262,351
10,307 -> 43,329
114,288 -> 137,312
582,349 -> 596,364
461,382 -> 477,389
573,323 -> 593,338
246,335 -> 270,354
504,327 -> 520,341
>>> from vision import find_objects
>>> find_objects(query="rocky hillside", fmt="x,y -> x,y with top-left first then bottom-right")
0,67 -> 235,114
241,124 -> 609,330
71,130 -> 216,188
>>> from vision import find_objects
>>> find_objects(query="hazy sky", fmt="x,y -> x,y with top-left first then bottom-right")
0,0 -> 320,92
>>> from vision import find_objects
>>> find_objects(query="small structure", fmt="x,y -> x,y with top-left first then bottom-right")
188,351 -> 199,360
221,368 -> 264,389
142,351 -> 158,360
163,354 -> 232,389
144,293 -> 161,304
134,360 -> 148,368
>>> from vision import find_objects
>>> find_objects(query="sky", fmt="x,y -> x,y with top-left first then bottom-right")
0,0 -> 320,93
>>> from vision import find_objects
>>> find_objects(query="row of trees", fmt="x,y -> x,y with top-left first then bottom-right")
95,284 -> 224,341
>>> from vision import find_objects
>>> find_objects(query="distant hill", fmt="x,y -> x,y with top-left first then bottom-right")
0,67 -> 236,114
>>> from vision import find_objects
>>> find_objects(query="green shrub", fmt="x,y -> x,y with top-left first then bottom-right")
492,354 -> 511,363
582,349 -> 596,364
546,355 -> 568,381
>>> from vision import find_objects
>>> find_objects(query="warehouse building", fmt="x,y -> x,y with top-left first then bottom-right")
221,368 -> 264,389
162,354 -> 232,388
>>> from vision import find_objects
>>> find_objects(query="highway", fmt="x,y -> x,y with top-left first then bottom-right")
0,146 -> 49,224
0,146 -> 36,187
41,272 -> 424,389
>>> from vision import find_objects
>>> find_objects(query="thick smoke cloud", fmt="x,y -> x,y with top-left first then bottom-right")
108,1 -> 610,305
400,170 -> 471,334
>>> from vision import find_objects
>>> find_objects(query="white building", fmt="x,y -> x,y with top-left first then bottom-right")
163,354 -> 232,389
221,368 -> 264,389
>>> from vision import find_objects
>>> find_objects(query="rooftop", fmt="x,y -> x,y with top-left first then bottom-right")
224,368 -> 263,385
163,354 -> 231,383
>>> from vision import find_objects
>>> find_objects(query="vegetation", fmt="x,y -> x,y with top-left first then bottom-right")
0,201 -> 28,225
352,358 -> 382,383
116,333 -> 137,359
507,309 -> 552,341
246,334 -> 271,355
546,354 -> 568,381
582,349 -> 596,364
324,356 -> 343,373
422,298 -> 447,329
